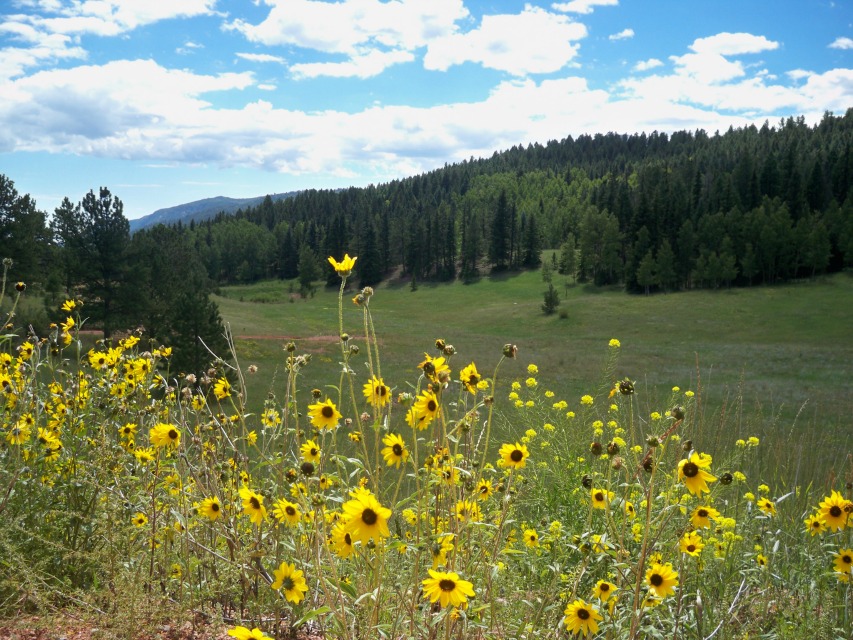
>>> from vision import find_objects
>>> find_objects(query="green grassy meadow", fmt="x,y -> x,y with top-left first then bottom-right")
216,267 -> 853,478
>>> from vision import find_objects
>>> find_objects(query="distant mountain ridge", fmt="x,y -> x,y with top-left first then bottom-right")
129,192 -> 300,232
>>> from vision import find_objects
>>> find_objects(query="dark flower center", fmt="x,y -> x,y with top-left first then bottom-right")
392,444 -> 403,456
250,497 -> 260,509
650,574 -> 664,587
362,508 -> 378,525
286,506 -> 296,516
843,555 -> 852,564
682,462 -> 699,478
344,533 -> 352,545
439,579 -> 456,592
282,577 -> 295,590
577,608 -> 590,620
600,583 -> 610,592
594,492 -> 605,502
378,386 -> 387,396
321,406 -> 335,418
830,506 -> 842,517
310,448 -> 318,456
427,400 -> 437,412
698,509 -> 708,518
510,449 -> 523,462
211,502 -> 220,512
687,545 -> 696,552
168,429 -> 178,440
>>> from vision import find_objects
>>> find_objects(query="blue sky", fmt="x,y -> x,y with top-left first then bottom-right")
1,0 -> 851,220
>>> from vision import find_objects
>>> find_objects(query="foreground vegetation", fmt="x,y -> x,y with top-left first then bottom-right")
1,259 -> 851,639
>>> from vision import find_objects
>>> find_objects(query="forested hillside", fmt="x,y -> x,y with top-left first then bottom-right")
166,110 -> 853,291
2,111 -> 852,366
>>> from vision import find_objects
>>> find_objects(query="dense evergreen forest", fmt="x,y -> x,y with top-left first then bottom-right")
2,111 -> 852,371
164,110 -> 853,292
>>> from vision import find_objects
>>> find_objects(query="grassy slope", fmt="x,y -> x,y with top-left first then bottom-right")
215,269 -> 851,447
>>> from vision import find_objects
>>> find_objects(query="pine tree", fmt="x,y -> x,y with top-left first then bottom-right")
488,190 -> 511,270
542,283 -> 560,315
51,187 -> 130,338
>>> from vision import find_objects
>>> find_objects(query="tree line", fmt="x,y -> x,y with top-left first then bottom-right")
148,110 -> 852,293
2,111 -> 852,358
0,179 -> 227,375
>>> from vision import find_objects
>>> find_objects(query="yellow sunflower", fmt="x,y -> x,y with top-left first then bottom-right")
563,598 -> 602,636
677,451 -> 716,496
498,442 -> 529,469
227,626 -> 271,640
645,561 -> 679,598
459,362 -> 481,394
590,487 -> 615,510
455,499 -> 482,523
307,398 -> 342,431
381,433 -> 409,468
273,498 -> 301,527
592,580 -> 617,602
834,548 -> 853,576
405,389 -> 440,430
418,353 -> 450,382
430,534 -> 454,569
330,521 -> 355,558
300,439 -> 321,463
132,512 -> 148,527
238,487 -> 268,526
756,497 -> 776,516
328,253 -> 357,277
804,513 -> 827,536
362,376 -> 391,407
691,504 -> 720,529
818,490 -> 852,531
679,530 -> 705,556
199,496 -> 222,522
149,422 -> 180,449
523,528 -> 539,548
213,377 -> 231,400
271,561 -> 309,604
342,491 -> 392,544
422,570 -> 475,608
475,478 -> 494,501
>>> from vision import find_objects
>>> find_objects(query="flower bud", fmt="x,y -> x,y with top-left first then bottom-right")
590,441 -> 603,456
502,344 -> 518,358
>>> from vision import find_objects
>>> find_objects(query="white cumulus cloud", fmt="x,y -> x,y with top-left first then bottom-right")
424,6 -> 587,76
689,32 -> 779,56
609,28 -> 634,41
236,53 -> 286,64
829,36 -> 853,50
551,0 -> 618,14
291,48 -> 415,79
634,58 -> 663,72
